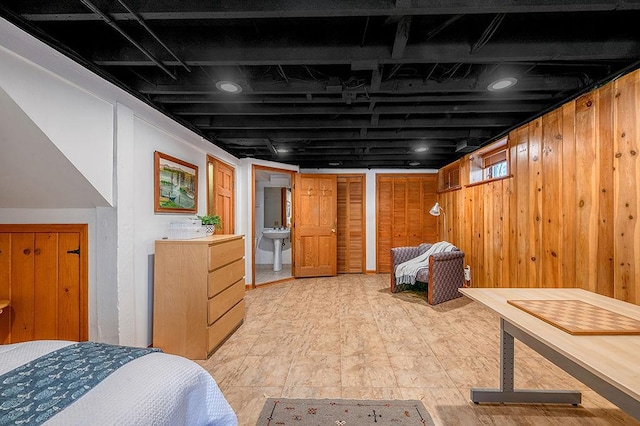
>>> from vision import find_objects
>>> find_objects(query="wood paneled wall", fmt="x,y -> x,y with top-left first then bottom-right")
439,69 -> 640,305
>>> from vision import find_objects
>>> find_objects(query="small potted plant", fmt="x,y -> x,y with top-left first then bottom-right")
198,215 -> 222,235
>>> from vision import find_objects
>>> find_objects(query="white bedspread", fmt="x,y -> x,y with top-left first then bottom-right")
0,340 -> 237,426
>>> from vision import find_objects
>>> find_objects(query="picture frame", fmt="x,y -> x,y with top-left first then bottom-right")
154,151 -> 198,213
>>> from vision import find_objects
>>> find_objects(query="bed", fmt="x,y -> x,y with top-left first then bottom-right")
0,340 -> 237,425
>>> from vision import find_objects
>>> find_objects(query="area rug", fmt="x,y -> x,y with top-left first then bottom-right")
256,398 -> 435,425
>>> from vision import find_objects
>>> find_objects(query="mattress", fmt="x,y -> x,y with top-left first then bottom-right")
0,340 -> 237,425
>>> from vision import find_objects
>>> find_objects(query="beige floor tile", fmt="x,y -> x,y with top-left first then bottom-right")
341,327 -> 387,357
380,330 -> 435,356
281,386 -> 342,399
196,353 -> 247,389
514,338 -> 545,358
341,354 -> 397,388
399,387 -> 483,426
438,356 -> 501,389
341,387 -> 404,399
428,331 -> 499,358
222,386 -> 282,426
233,355 -> 293,387
210,275 -> 639,426
302,332 -> 342,356
285,355 -> 342,387
389,355 -> 456,388
248,332 -> 309,356
513,357 -> 580,390
578,390 -> 640,425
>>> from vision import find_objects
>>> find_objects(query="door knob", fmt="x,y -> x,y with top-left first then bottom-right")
331,228 -> 336,233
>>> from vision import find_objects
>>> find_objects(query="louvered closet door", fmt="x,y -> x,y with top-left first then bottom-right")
376,177 -> 393,272
376,174 -> 438,273
337,175 -> 365,273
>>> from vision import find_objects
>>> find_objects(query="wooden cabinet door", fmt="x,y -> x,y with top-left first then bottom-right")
0,224 -> 87,343
293,174 -> 337,277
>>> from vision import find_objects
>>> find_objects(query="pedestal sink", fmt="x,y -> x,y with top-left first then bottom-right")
262,228 -> 290,271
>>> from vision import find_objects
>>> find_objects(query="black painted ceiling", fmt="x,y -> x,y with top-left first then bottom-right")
2,1 -> 640,169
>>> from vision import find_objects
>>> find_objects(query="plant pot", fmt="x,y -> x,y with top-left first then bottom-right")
204,224 -> 215,235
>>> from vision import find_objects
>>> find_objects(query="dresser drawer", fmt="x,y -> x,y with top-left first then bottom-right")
208,258 -> 245,297
208,278 -> 245,325
208,299 -> 245,354
208,238 -> 244,270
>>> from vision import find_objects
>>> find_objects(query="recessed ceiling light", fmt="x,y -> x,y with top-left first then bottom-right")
487,77 -> 518,91
414,147 -> 428,153
215,81 -> 242,93
409,161 -> 420,166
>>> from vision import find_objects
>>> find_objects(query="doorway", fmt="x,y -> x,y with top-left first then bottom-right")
252,165 -> 295,286
206,156 -> 235,234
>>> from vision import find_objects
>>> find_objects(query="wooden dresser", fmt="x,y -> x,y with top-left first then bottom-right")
153,234 -> 245,360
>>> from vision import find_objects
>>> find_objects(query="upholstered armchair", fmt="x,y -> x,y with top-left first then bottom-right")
390,243 -> 465,305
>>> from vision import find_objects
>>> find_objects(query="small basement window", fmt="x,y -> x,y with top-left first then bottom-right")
438,161 -> 461,191
482,148 -> 508,180
469,137 -> 509,185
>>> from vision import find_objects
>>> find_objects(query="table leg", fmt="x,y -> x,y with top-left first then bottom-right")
470,318 -> 582,405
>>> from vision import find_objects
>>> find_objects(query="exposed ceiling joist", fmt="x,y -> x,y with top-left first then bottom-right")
20,0 -> 640,21
3,1 -> 638,169
92,40 -> 639,66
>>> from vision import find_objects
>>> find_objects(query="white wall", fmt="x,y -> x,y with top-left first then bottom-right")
0,17 -> 241,347
255,183 -> 292,266
0,85 -> 109,209
131,117 -> 209,345
0,45 -> 114,206
239,159 -> 298,284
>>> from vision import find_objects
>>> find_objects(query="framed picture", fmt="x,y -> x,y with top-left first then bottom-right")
154,151 -> 198,213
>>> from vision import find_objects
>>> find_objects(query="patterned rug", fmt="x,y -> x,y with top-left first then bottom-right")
256,398 -> 435,425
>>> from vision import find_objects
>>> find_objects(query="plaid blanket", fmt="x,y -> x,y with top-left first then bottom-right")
394,241 -> 455,285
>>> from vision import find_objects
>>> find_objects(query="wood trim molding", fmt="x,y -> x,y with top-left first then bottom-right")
251,165 -> 296,287
465,174 -> 513,189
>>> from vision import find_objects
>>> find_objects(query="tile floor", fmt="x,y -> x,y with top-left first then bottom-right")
254,264 -> 292,285
198,274 -> 639,426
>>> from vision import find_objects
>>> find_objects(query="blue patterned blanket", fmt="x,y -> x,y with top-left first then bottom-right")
0,342 -> 160,425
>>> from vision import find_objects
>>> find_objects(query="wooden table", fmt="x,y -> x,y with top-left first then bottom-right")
459,288 -> 640,421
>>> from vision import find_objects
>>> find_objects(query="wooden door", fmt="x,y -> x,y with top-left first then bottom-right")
207,156 -> 235,234
0,224 -> 87,343
376,174 -> 438,273
337,175 -> 366,273
293,174 -> 338,277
